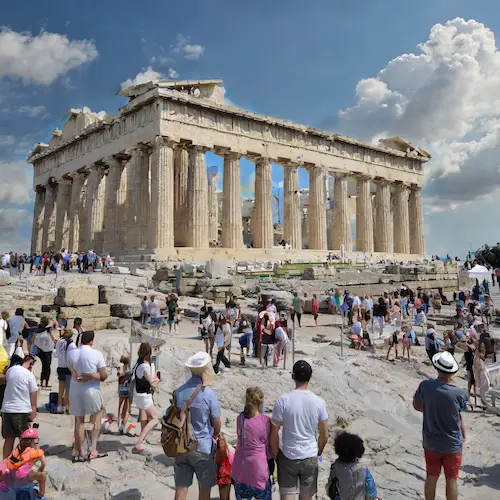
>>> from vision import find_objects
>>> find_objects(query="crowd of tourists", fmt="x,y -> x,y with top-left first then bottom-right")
1,249 -> 114,276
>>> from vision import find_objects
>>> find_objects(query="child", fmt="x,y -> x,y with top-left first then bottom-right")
327,432 -> 378,500
2,427 -> 46,498
402,325 -> 416,362
216,433 -> 234,500
386,329 -> 400,361
117,354 -> 132,434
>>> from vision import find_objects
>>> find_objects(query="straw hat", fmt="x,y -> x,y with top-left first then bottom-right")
432,351 -> 459,374
185,352 -> 216,386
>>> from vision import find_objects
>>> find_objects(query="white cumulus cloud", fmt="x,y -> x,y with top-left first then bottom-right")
0,27 -> 98,85
339,18 -> 500,214
17,105 -> 47,117
171,34 -> 205,60
167,68 -> 179,79
0,161 -> 34,205
120,66 -> 163,90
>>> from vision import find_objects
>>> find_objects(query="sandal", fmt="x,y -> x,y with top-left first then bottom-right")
88,451 -> 108,460
72,455 -> 86,463
132,445 -> 145,454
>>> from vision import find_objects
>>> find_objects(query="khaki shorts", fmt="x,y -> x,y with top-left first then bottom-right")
277,451 -> 318,496
2,413 -> 29,439
174,450 -> 216,490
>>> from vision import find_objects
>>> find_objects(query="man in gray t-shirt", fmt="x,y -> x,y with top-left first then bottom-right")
413,351 -> 467,500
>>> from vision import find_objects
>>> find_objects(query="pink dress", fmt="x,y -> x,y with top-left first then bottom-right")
231,413 -> 270,490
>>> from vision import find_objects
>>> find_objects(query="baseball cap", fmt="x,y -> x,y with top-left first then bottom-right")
292,360 -> 312,382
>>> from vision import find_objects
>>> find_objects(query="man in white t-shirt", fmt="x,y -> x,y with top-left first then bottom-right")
271,360 -> 329,500
148,295 -> 163,327
69,331 -> 108,460
1,355 -> 38,458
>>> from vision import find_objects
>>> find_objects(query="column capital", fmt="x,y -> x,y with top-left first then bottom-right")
333,171 -> 352,180
283,161 -> 300,170
102,155 -> 123,169
35,184 -> 46,194
215,147 -> 244,159
393,181 -> 411,192
374,177 -> 392,186
187,144 -> 210,154
152,136 -> 177,149
353,173 -> 372,182
410,184 -> 423,192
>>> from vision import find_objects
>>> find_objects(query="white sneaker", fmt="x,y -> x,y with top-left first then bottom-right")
225,366 -> 230,371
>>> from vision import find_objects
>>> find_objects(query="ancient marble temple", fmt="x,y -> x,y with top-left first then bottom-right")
28,80 -> 429,260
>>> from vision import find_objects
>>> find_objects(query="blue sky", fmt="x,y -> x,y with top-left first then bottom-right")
2,0 -> 500,255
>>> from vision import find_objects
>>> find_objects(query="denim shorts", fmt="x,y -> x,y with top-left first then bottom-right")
174,450 -> 216,490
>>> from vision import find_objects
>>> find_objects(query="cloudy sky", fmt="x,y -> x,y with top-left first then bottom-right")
1,0 -> 500,256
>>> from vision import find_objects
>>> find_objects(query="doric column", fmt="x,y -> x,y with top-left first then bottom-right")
103,157 -> 124,253
42,184 -> 56,251
186,145 -> 209,248
31,187 -> 45,254
173,146 -> 189,247
374,179 -> 392,253
355,175 -> 374,253
85,166 -> 102,251
54,179 -> 72,252
222,152 -> 243,249
332,173 -> 352,252
208,172 -> 219,246
393,183 -> 410,254
137,147 -> 150,249
254,157 -> 273,248
409,186 -> 425,255
150,137 -> 175,249
307,167 -> 327,250
94,169 -> 106,255
283,164 -> 302,249
68,172 -> 85,252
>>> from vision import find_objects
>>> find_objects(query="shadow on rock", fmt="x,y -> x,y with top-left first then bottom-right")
462,463 -> 500,490
111,488 -> 142,499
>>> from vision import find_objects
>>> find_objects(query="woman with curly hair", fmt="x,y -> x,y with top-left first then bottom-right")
327,432 -> 378,500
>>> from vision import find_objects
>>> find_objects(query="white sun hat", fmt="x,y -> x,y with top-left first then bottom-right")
185,351 -> 216,386
432,351 -> 459,374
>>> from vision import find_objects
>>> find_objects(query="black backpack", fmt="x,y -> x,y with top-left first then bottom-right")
5,322 -> 11,340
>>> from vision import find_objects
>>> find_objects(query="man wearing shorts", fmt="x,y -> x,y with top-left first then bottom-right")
271,360 -> 329,500
174,352 -> 221,500
413,351 -> 468,500
69,331 -> 107,461
1,355 -> 37,458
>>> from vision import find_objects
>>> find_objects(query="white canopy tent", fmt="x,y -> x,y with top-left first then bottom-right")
460,264 -> 490,282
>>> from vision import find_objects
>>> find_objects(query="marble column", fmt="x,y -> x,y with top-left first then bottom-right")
103,157 -> 124,253
78,174 -> 89,251
208,172 -> 218,245
150,137 -> 174,249
137,148 -> 150,249
85,166 -> 101,251
42,184 -> 56,251
186,146 -> 209,248
222,152 -> 243,249
54,179 -> 72,252
254,157 -> 273,248
68,173 -> 84,252
283,164 -> 302,249
374,180 -> 392,253
173,146 -> 189,247
409,186 -> 425,255
307,167 -> 327,250
355,175 -> 374,253
118,160 -> 129,252
393,183 -> 410,254
93,171 -> 106,254
126,149 -> 143,251
332,173 -> 352,252
31,187 -> 45,254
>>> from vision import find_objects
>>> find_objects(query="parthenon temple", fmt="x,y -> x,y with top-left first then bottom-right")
28,79 -> 429,262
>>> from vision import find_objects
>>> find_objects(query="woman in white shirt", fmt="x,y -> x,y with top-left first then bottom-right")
0,311 -> 9,348
132,342 -> 159,454
33,317 -> 56,390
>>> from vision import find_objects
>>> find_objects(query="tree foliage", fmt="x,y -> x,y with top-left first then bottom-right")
475,243 -> 500,269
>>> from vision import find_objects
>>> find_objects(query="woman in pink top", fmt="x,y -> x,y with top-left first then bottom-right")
232,387 -> 272,500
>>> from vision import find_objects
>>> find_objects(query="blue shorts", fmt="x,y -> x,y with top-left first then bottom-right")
151,316 -> 163,326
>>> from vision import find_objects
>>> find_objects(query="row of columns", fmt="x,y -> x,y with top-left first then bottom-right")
31,137 -> 425,256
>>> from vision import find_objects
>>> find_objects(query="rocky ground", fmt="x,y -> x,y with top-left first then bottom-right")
1,271 -> 499,499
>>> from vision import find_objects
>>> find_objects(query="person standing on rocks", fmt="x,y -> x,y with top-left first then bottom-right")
311,294 -> 319,327
132,342 -> 159,454
7,308 -> 28,359
271,360 -> 329,500
413,351 -> 467,500
291,292 -> 302,328
1,355 -> 37,459
70,330 -> 108,461
174,351 -> 221,500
